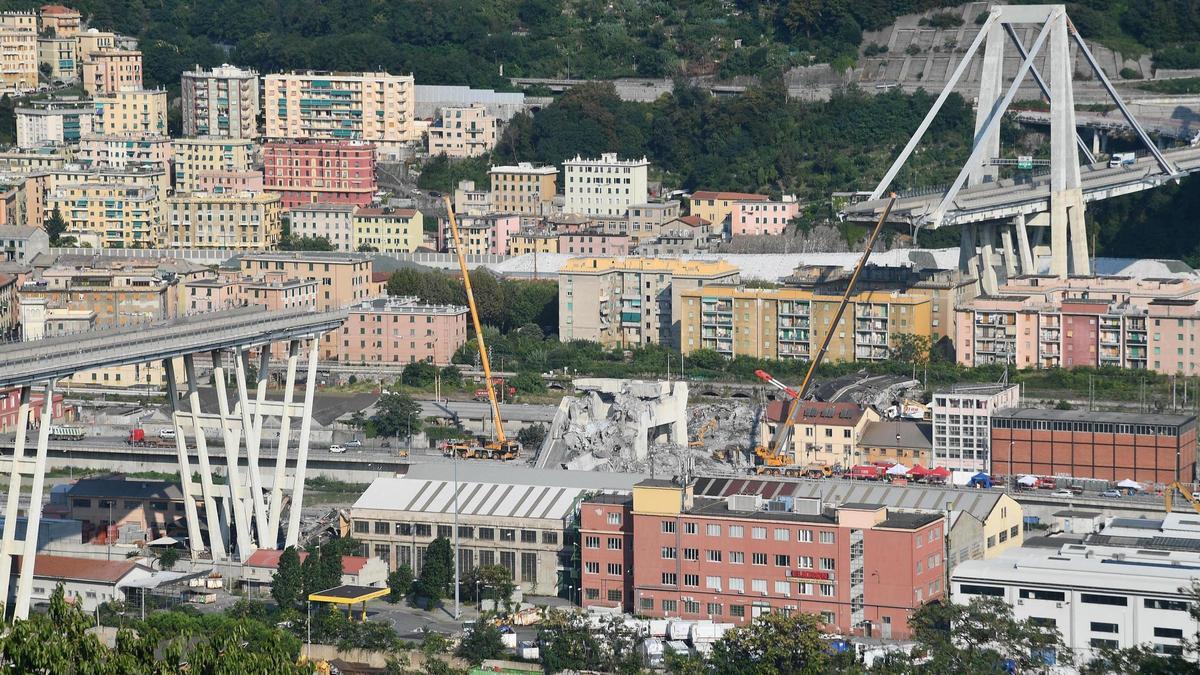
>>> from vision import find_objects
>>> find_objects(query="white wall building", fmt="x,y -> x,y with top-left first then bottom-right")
181,64 -> 260,139
563,153 -> 649,218
952,513 -> 1200,664
15,103 -> 94,148
20,554 -> 154,611
286,203 -> 356,251
932,383 -> 1020,473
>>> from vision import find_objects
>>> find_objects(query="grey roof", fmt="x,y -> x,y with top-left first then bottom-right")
839,502 -> 886,510
859,421 -> 933,450
353,477 -> 595,521
68,477 -> 183,500
0,225 -> 41,237
691,475 -> 1009,523
879,512 -> 942,530
1053,510 -> 1101,518
402,463 -> 647,492
687,497 -> 835,524
992,407 -> 1195,427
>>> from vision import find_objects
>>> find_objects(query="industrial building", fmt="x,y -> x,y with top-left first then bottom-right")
931,383 -> 1021,474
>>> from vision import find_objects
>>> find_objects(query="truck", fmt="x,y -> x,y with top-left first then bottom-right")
126,428 -> 176,447
641,638 -> 665,669
1109,152 -> 1136,167
848,464 -> 886,480
473,378 -> 516,402
48,426 -> 85,441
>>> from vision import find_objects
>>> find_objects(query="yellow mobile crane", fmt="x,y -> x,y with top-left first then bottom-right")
443,196 -> 521,461
752,195 -> 897,471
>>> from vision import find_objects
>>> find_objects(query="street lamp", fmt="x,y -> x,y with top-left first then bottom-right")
306,600 -> 311,659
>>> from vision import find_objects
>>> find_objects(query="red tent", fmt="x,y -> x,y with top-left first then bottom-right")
908,464 -> 929,477
927,466 -> 951,481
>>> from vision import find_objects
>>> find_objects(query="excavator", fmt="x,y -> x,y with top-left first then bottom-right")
1163,482 -> 1200,514
441,196 -> 521,461
749,195 -> 897,475
690,419 -> 718,448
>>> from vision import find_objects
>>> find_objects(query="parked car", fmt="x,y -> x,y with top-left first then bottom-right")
1100,489 -> 1122,498
1050,489 -> 1074,497
1069,486 -> 1085,495
329,444 -> 346,453
344,439 -> 363,448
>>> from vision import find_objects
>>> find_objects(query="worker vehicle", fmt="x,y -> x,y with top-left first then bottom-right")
329,444 -> 346,454
1164,482 -> 1200,514
158,428 -> 176,440
442,197 -> 521,461
1109,152 -> 1136,167
473,378 -> 516,402
48,425 -> 85,441
848,465 -> 886,480
689,419 -> 718,448
126,428 -> 176,447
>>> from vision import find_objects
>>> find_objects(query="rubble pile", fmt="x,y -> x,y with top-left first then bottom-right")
559,389 -> 649,472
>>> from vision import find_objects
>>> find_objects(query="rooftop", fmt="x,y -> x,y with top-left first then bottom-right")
356,208 -> 418,218
691,191 -> 770,201
241,251 -> 372,263
878,511 -> 943,530
992,407 -> 1195,427
245,548 -> 372,575
67,476 -> 183,501
404,463 -> 645,491
685,496 -> 836,524
353,477 -> 610,522
0,225 -> 42,238
859,420 -> 933,450
25,554 -> 143,584
559,257 -> 738,277
489,163 -> 557,175
352,296 -> 466,315
765,400 -> 868,426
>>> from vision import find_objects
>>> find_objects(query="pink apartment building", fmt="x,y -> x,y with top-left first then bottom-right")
195,171 -> 264,193
730,196 -> 800,236
338,296 -> 468,365
262,140 -> 377,208
955,275 -> 1200,373
559,231 -> 631,256
444,213 -> 520,255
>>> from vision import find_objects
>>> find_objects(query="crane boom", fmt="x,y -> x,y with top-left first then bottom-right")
444,196 -> 507,444
766,195 -> 897,457
754,369 -> 800,400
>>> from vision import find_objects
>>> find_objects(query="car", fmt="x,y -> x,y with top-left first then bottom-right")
344,439 -> 363,448
329,444 -> 346,453
1050,489 -> 1073,497
1100,489 -> 1122,498
158,428 -> 177,440
1069,486 -> 1085,495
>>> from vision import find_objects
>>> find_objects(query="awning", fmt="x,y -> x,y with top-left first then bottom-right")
1116,478 -> 1142,490
927,466 -> 951,479
1017,475 -> 1038,486
886,464 -> 910,476
908,464 -> 928,477
146,536 -> 179,547
308,585 -> 389,605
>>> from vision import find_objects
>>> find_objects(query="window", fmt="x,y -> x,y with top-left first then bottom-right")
607,537 -> 622,550
1029,617 -> 1056,628
1091,622 -> 1119,634
706,576 -> 722,590
542,532 -> 558,545
751,527 -> 767,540
662,547 -> 677,559
661,599 -> 677,613
751,579 -> 767,593
354,520 -> 370,534
819,584 -> 835,597
1145,598 -> 1190,611
728,577 -> 745,592
987,536 -> 996,548
707,602 -> 723,616
752,552 -> 767,566
1019,589 -> 1066,601
373,521 -> 389,535
729,551 -> 744,564
521,552 -> 537,583
730,605 -> 745,618
395,523 -> 412,536
684,522 -> 697,535
999,530 -> 1008,543
820,558 -> 836,571
437,525 -> 452,539
797,529 -> 813,543
684,574 -> 699,587
521,530 -> 538,543
820,531 -> 835,545
1010,525 -> 1019,538
1090,639 -> 1119,650
797,556 -> 813,569
607,589 -> 623,603
775,554 -> 791,567
608,563 -> 623,576
774,528 -> 789,541
1155,627 -> 1184,639
683,600 -> 700,614
707,524 -> 721,536
662,572 -> 677,586
477,527 -> 494,540
1082,593 -> 1128,606
821,611 -> 835,624
415,524 -> 431,537
729,525 -> 744,538
662,520 -> 676,534
500,528 -> 516,542
707,550 -> 722,563
606,512 -> 622,525
960,584 -> 1005,597
775,581 -> 791,596
640,598 -> 654,611
585,588 -> 599,600
684,548 -> 699,561
585,536 -> 600,549
585,562 -> 599,574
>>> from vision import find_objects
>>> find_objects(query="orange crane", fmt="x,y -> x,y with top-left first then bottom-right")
1164,482 -> 1200,515
442,196 -> 521,461
750,195 -> 897,473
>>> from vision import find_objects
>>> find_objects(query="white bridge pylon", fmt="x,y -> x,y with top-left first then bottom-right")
868,4 -> 1178,293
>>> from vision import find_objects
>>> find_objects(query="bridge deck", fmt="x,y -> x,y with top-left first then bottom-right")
844,145 -> 1200,226
0,307 -> 347,388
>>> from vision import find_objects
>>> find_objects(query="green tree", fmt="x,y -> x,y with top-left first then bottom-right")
890,333 -> 932,364
463,564 -> 516,613
537,613 -> 643,674
467,269 -> 504,328
401,360 -> 439,388
511,370 -> 545,394
44,206 -> 68,246
372,391 -> 424,438
707,612 -> 830,675
414,536 -> 454,609
908,597 -> 1073,673
281,235 -> 336,251
516,423 -> 547,450
455,618 -> 505,664
440,364 -> 463,388
387,564 -> 414,603
158,547 -> 179,570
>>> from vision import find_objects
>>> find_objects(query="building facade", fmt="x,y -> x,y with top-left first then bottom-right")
353,208 -> 423,253
92,89 -> 168,136
287,203 -> 356,251
172,136 -> 258,192
689,191 -> 769,231
77,134 -> 172,170
20,263 -> 177,325
931,384 -> 1021,474
563,153 -> 649,218
578,494 -> 635,612
763,400 -> 879,467
626,201 -> 682,245
166,190 -> 283,250
39,5 -> 82,38
238,251 -> 372,311
730,196 -> 799,237
16,100 -> 94,148
36,36 -> 76,82
80,48 -> 142,96
559,258 -> 741,348
489,163 -> 557,216
427,104 -> 498,158
181,64 -> 260,139
264,71 -> 418,157
44,182 -> 163,248
338,296 -> 467,365
558,231 -> 630,256
991,408 -> 1197,484
262,140 -> 377,208
0,224 -> 48,262
0,17 -> 36,94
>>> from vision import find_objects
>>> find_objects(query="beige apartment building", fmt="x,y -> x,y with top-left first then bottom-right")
77,133 -> 172,170
181,64 -> 260,139
239,251 -> 373,311
44,182 -> 163,248
75,29 -> 115,62
763,400 -> 879,466
679,286 -> 934,363
688,190 -> 769,231
172,136 -> 257,191
81,49 -> 142,96
427,104 -> 498,158
36,36 -> 76,82
264,71 -> 418,157
167,190 -> 282,250
508,230 -> 558,255
352,208 -> 423,253
93,89 -> 168,136
559,257 -> 740,348
489,163 -> 557,216
286,203 -> 355,251
46,162 -> 170,206
0,19 -> 36,94
626,200 -> 681,245
39,5 -> 81,37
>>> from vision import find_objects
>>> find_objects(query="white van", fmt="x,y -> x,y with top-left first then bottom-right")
158,428 -> 176,440
329,444 -> 346,453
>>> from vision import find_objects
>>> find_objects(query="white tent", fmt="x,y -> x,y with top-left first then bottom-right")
1017,475 -> 1038,486
886,464 -> 910,476
1116,478 -> 1142,490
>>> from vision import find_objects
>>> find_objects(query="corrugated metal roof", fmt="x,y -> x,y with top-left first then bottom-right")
353,477 -> 592,522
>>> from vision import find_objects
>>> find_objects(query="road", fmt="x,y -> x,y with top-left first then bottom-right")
417,400 -> 557,424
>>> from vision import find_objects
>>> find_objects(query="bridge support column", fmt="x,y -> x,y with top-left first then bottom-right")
268,340 -> 299,543
13,380 -> 55,620
183,354 -> 227,560
1014,213 -> 1035,274
0,386 -> 30,618
1049,7 -> 1088,277
233,346 -> 270,549
285,334 -> 322,548
979,223 -> 999,294
164,359 -> 204,558
999,224 -> 1018,278
211,350 -> 253,560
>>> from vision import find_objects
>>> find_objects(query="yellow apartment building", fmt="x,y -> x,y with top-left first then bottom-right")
508,231 -> 559,255
44,182 -> 163,248
0,21 -> 37,93
172,137 -> 256,191
92,89 -> 168,136
427,104 -> 498,158
679,286 -> 933,363
352,208 -> 422,253
687,191 -> 768,230
489,163 -> 557,216
36,37 -> 76,82
167,190 -> 282,250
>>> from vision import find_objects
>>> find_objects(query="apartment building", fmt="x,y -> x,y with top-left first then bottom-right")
0,180 -> 33,228
349,476 -> 591,596
859,420 -> 934,467
626,200 -> 681,245
0,13 -> 37,94
166,190 -> 282,250
338,296 -> 467,365
763,400 -> 879,467
578,493 -> 635,611
81,48 -> 142,96
453,179 -> 490,216
559,258 -> 740,348
44,182 -> 163,248
74,28 -> 114,65
689,191 -> 769,231
618,480 -> 945,637
46,162 -> 169,206
563,153 -> 649,218
16,99 -> 94,147
0,273 -> 14,339
559,231 -> 630,256
78,134 -> 172,170
427,104 -> 498,158
489,163 -> 557,216
182,276 -> 239,313
287,203 -> 355,251
955,276 -> 1200,373
931,383 -> 1021,474
679,286 -> 932,364
730,195 -> 799,236
172,136 -> 258,192
262,140 -> 377,208
0,147 -> 69,172
508,229 -> 558,255
92,89 -> 168,136
0,224 -> 49,262
264,71 -> 418,157
36,36 -> 76,82
181,64 -> 260,139
20,263 -> 177,326
443,213 -> 519,256
991,408 -> 1197,484
239,251 -> 373,311
353,208 -> 423,253
39,5 -> 81,38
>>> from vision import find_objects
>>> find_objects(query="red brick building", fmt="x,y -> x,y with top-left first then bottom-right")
578,493 -> 634,611
991,408 -> 1197,484
262,140 -> 378,208
586,479 -> 946,639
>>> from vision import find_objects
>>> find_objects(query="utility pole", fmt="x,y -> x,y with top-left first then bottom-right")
453,451 -> 460,620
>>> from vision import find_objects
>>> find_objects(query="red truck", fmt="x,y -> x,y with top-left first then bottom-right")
848,465 -> 886,480
126,428 -> 176,448
473,378 -> 517,402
